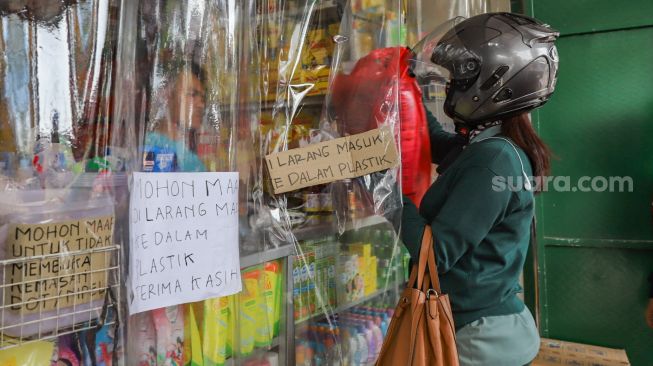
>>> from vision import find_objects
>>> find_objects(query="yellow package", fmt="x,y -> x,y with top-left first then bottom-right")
349,243 -> 372,259
365,256 -> 378,295
188,303 -> 204,366
203,296 -> 232,366
0,341 -> 55,366
239,266 -> 262,355
328,23 -> 340,37
263,260 -> 283,339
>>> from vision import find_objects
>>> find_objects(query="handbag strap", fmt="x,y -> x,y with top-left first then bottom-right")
419,248 -> 441,297
415,225 -> 433,290
425,227 -> 442,293
407,225 -> 442,293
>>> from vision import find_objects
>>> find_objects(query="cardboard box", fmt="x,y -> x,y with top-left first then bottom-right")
533,338 -> 630,366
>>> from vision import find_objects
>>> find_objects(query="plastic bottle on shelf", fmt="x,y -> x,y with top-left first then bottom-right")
305,343 -> 316,366
295,343 -> 306,366
376,314 -> 389,337
341,328 -> 357,366
15,157 -> 40,189
386,308 -> 394,320
354,326 -> 369,366
322,335 -> 335,366
372,315 -> 382,329
344,326 -> 362,366
313,345 -> 326,366
327,328 -> 343,366
367,320 -> 383,360
312,325 -> 327,366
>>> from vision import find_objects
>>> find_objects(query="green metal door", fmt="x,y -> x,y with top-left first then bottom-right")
520,1 -> 653,365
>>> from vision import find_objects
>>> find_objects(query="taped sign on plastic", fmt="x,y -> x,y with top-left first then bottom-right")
128,172 -> 241,314
265,127 -> 398,194
5,216 -> 114,314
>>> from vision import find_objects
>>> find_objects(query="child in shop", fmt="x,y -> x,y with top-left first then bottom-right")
402,13 -> 559,365
138,62 -> 208,365
144,62 -> 207,172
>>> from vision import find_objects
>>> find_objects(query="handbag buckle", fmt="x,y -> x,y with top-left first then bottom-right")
426,289 -> 439,299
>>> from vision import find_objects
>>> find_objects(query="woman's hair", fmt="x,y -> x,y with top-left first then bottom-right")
502,113 -> 552,191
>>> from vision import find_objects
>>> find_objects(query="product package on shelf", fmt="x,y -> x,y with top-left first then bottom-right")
0,0 -> 125,364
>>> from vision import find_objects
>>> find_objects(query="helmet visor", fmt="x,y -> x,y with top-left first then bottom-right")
411,16 -> 489,92
409,17 -> 466,83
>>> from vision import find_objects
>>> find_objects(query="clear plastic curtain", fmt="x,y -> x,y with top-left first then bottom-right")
114,0 -> 407,365
0,1 -> 124,365
113,1 -> 252,365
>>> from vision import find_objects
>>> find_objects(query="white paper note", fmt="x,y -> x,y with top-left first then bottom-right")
128,172 -> 241,314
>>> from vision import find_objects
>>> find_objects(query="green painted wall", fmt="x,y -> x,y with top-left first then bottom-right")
533,0 -> 653,35
545,247 -> 653,363
521,1 -> 653,365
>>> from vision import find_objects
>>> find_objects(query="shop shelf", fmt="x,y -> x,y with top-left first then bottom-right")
292,214 -> 391,242
226,336 -> 281,366
240,245 -> 295,269
239,215 -> 391,268
217,93 -> 327,112
255,0 -> 339,23
260,93 -> 327,110
294,287 -> 396,325
344,215 -> 391,232
69,172 -> 129,188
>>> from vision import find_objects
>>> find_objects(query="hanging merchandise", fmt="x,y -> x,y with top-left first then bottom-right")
331,46 -> 432,205
0,0 -> 125,364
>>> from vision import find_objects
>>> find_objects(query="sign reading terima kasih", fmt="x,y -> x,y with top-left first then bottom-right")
128,172 -> 241,314
265,128 -> 399,194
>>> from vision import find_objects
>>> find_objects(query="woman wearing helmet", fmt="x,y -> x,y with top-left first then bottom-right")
401,13 -> 559,365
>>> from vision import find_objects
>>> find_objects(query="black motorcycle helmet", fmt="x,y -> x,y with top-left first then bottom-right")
411,13 -> 560,128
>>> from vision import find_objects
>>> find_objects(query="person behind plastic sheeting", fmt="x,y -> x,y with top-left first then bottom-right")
144,63 -> 206,173
402,13 -> 560,366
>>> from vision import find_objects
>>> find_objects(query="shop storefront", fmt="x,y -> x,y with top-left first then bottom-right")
0,0 -> 433,364
2,0 -> 650,365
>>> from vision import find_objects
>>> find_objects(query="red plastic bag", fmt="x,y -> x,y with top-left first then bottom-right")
331,47 -> 431,205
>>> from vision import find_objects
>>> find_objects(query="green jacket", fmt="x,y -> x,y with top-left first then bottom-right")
401,109 -> 534,328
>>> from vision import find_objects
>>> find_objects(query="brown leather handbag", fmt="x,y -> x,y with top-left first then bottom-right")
376,226 -> 459,366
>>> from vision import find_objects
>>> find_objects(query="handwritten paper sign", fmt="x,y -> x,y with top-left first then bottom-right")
128,172 -> 241,314
5,216 -> 114,314
265,128 -> 398,194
